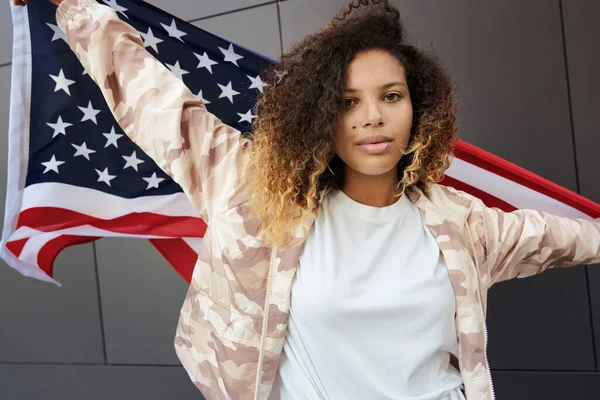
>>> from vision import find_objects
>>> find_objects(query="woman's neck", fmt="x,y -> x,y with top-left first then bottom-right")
341,167 -> 400,208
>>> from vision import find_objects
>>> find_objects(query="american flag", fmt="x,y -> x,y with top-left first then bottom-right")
3,0 -> 599,286
3,0 -> 272,285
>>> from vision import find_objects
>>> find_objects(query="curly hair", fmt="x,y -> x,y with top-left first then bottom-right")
246,0 -> 458,248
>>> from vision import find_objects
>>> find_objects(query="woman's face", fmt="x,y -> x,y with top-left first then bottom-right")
334,49 -> 413,181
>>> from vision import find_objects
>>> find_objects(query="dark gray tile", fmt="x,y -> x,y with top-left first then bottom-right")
491,370 -> 600,400
561,0 -> 600,204
279,0 -> 349,51
0,364 -> 203,400
0,243 -> 105,364
560,0 -> 600,372
486,267 -> 595,371
145,0 -> 273,22
95,238 -> 189,365
589,265 -> 600,371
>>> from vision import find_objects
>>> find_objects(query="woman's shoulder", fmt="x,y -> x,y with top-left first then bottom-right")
411,182 -> 480,207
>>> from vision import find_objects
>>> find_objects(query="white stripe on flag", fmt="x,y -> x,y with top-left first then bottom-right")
446,158 -> 590,219
10,225 -> 180,241
18,231 -> 62,266
21,182 -> 198,218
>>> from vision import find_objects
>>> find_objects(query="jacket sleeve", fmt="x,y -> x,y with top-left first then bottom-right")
473,197 -> 600,287
56,0 -> 251,224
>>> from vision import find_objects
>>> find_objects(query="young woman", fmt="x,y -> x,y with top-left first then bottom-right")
14,0 -> 600,399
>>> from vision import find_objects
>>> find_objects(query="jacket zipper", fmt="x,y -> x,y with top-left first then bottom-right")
254,245 -> 277,400
467,227 -> 496,399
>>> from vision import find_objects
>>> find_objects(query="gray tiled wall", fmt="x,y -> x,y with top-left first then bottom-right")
1,1 -> 599,399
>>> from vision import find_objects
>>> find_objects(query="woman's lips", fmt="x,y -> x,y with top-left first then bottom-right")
358,141 -> 392,154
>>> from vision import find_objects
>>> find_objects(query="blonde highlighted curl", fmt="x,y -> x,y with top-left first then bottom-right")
246,0 -> 458,248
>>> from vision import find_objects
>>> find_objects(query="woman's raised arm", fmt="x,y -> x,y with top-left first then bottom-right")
34,0 -> 251,224
472,196 -> 600,288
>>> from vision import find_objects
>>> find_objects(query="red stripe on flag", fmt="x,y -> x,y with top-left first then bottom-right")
15,207 -> 206,238
38,235 -> 99,278
5,237 -> 29,258
149,239 -> 196,283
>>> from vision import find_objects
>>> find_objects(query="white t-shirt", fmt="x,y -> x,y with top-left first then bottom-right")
272,189 -> 465,400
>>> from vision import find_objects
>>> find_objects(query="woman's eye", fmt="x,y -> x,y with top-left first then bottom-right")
383,93 -> 401,101
343,98 -> 356,108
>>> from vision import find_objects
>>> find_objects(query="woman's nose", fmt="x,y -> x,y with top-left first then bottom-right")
362,102 -> 384,127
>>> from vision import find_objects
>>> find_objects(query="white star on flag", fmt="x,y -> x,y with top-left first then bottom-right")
103,126 -> 124,148
237,109 -> 257,123
95,167 -> 117,186
160,19 -> 187,42
122,151 -> 145,171
46,23 -> 67,43
50,69 -> 76,96
196,90 -> 211,104
218,44 -> 243,66
247,75 -> 266,93
41,155 -> 65,174
103,0 -> 128,18
194,52 -> 218,74
139,27 -> 163,53
47,116 -> 73,138
78,100 -> 101,124
166,61 -> 189,81
218,81 -> 240,104
143,172 -> 165,190
71,142 -> 96,160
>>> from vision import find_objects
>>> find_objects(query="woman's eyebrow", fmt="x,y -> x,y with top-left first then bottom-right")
344,82 -> 408,93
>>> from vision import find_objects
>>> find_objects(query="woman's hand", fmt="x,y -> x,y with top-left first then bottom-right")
13,0 -> 63,6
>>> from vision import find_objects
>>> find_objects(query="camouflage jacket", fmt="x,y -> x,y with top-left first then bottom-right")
57,1 -> 600,399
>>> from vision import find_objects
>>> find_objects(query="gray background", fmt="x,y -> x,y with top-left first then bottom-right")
1,0 -> 599,399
